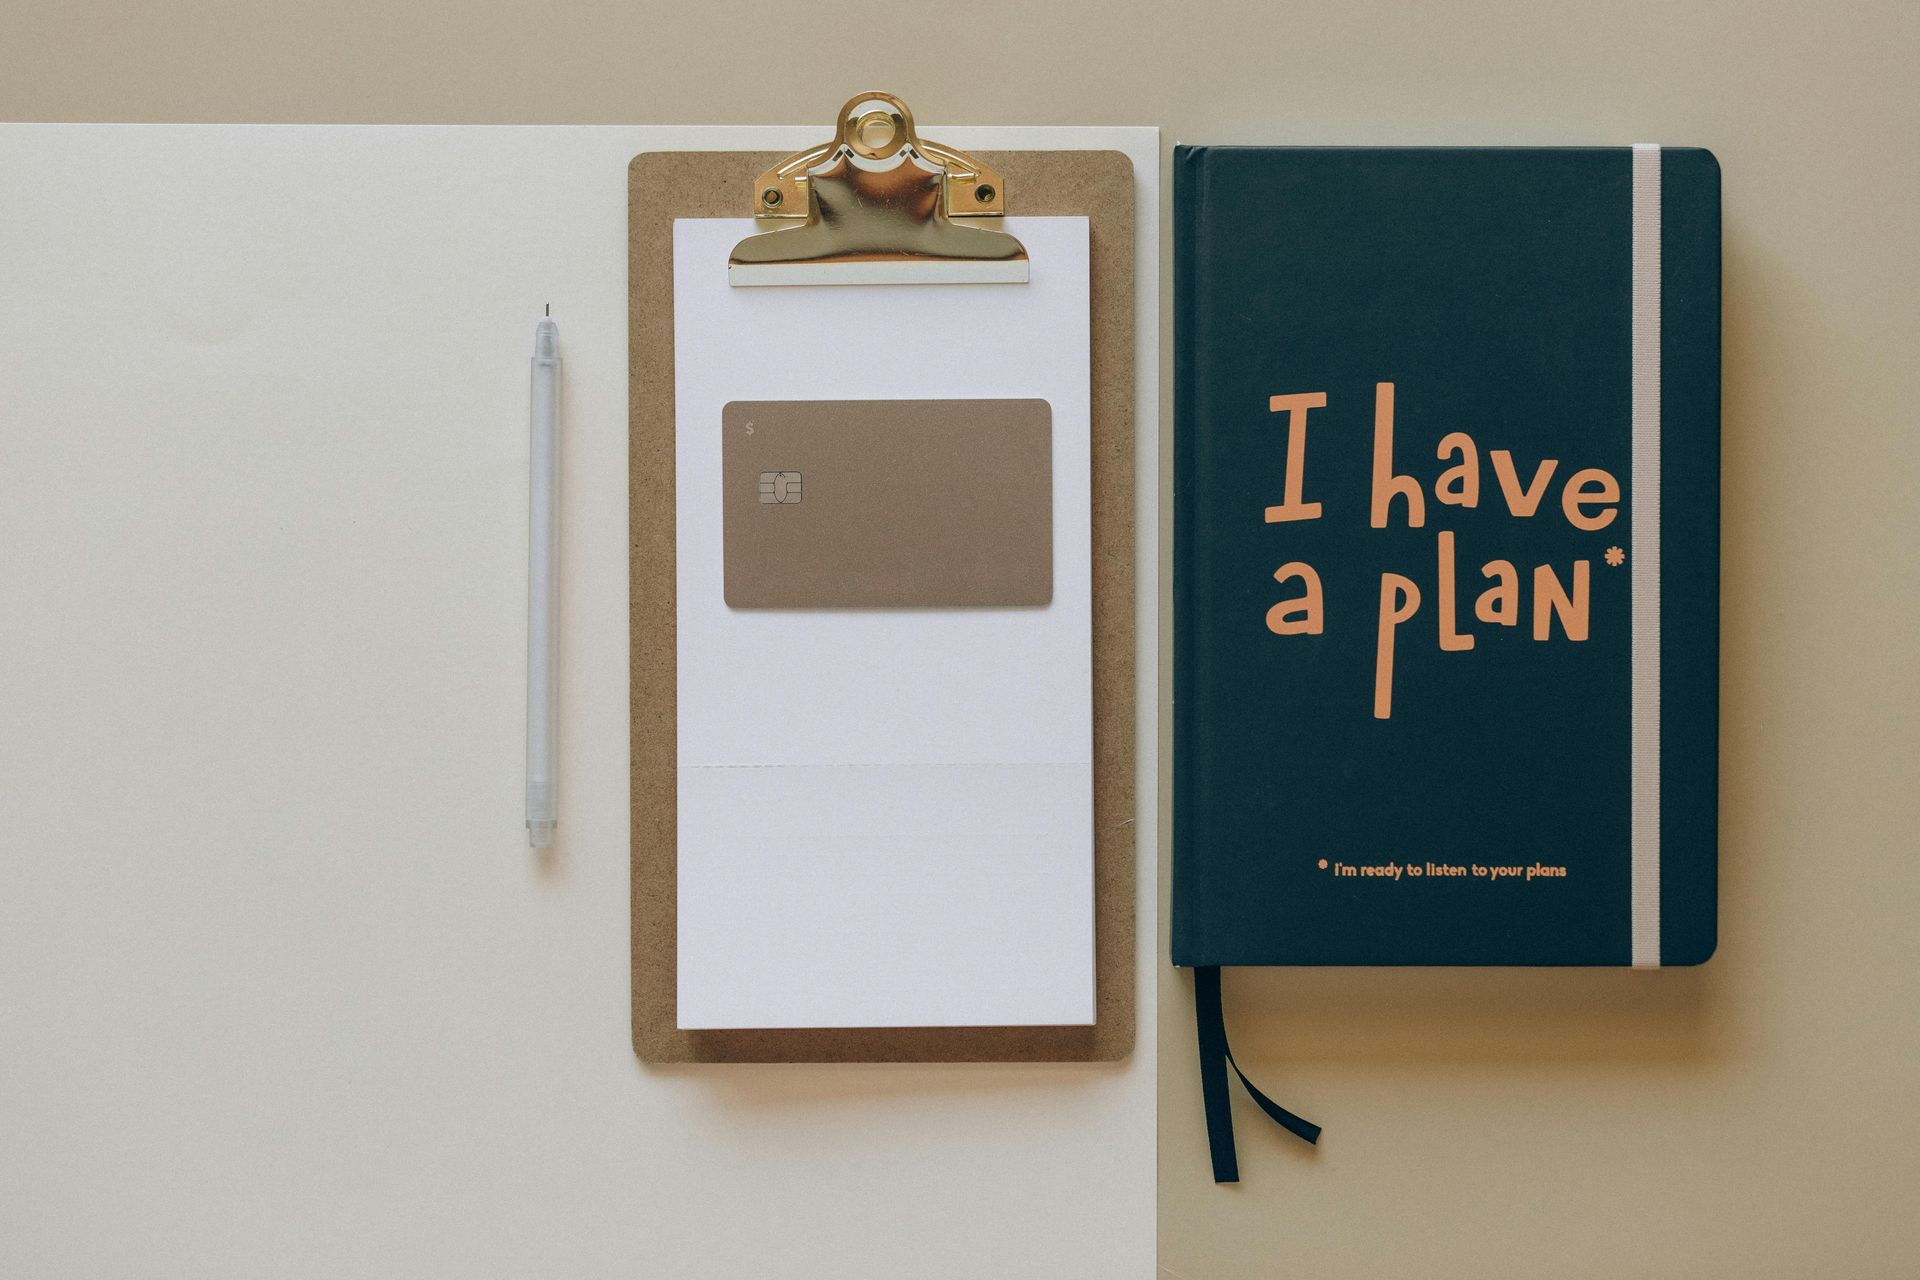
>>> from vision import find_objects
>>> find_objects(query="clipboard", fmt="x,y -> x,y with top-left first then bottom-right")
630,94 -> 1136,1063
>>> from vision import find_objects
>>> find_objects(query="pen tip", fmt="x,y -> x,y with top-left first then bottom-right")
534,318 -> 557,359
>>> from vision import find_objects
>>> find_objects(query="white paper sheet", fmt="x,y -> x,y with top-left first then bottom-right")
672,217 -> 1094,1029
0,124 -> 1158,1279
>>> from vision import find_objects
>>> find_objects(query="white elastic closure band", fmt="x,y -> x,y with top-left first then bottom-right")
1629,144 -> 1663,969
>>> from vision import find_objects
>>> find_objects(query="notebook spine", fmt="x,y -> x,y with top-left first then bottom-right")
1170,146 -> 1208,968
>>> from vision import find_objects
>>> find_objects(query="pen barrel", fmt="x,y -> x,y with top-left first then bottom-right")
527,344 -> 560,846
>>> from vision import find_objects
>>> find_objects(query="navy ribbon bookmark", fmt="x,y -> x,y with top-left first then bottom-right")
1193,966 -> 1320,1183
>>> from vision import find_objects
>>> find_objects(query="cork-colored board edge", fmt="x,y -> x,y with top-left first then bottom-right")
630,150 -> 1136,1063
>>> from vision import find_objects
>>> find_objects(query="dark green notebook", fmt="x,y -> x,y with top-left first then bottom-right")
1172,145 -> 1720,1178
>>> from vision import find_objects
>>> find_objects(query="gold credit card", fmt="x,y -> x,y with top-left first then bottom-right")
721,398 -> 1053,608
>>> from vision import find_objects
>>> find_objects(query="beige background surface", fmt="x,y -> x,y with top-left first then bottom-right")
6,2 -> 1918,1277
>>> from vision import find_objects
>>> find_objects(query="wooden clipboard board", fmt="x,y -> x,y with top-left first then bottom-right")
629,113 -> 1135,1063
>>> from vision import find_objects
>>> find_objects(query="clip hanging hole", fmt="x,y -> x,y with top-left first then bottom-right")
761,187 -> 783,208
858,113 -> 895,151
849,108 -> 904,160
974,184 -> 996,205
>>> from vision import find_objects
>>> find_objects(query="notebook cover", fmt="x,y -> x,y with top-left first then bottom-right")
1172,146 -> 1719,968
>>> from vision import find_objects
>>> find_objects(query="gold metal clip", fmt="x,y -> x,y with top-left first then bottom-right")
729,91 -> 1028,286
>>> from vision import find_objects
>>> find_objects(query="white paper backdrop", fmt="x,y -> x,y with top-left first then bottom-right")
0,124 -> 1158,1278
